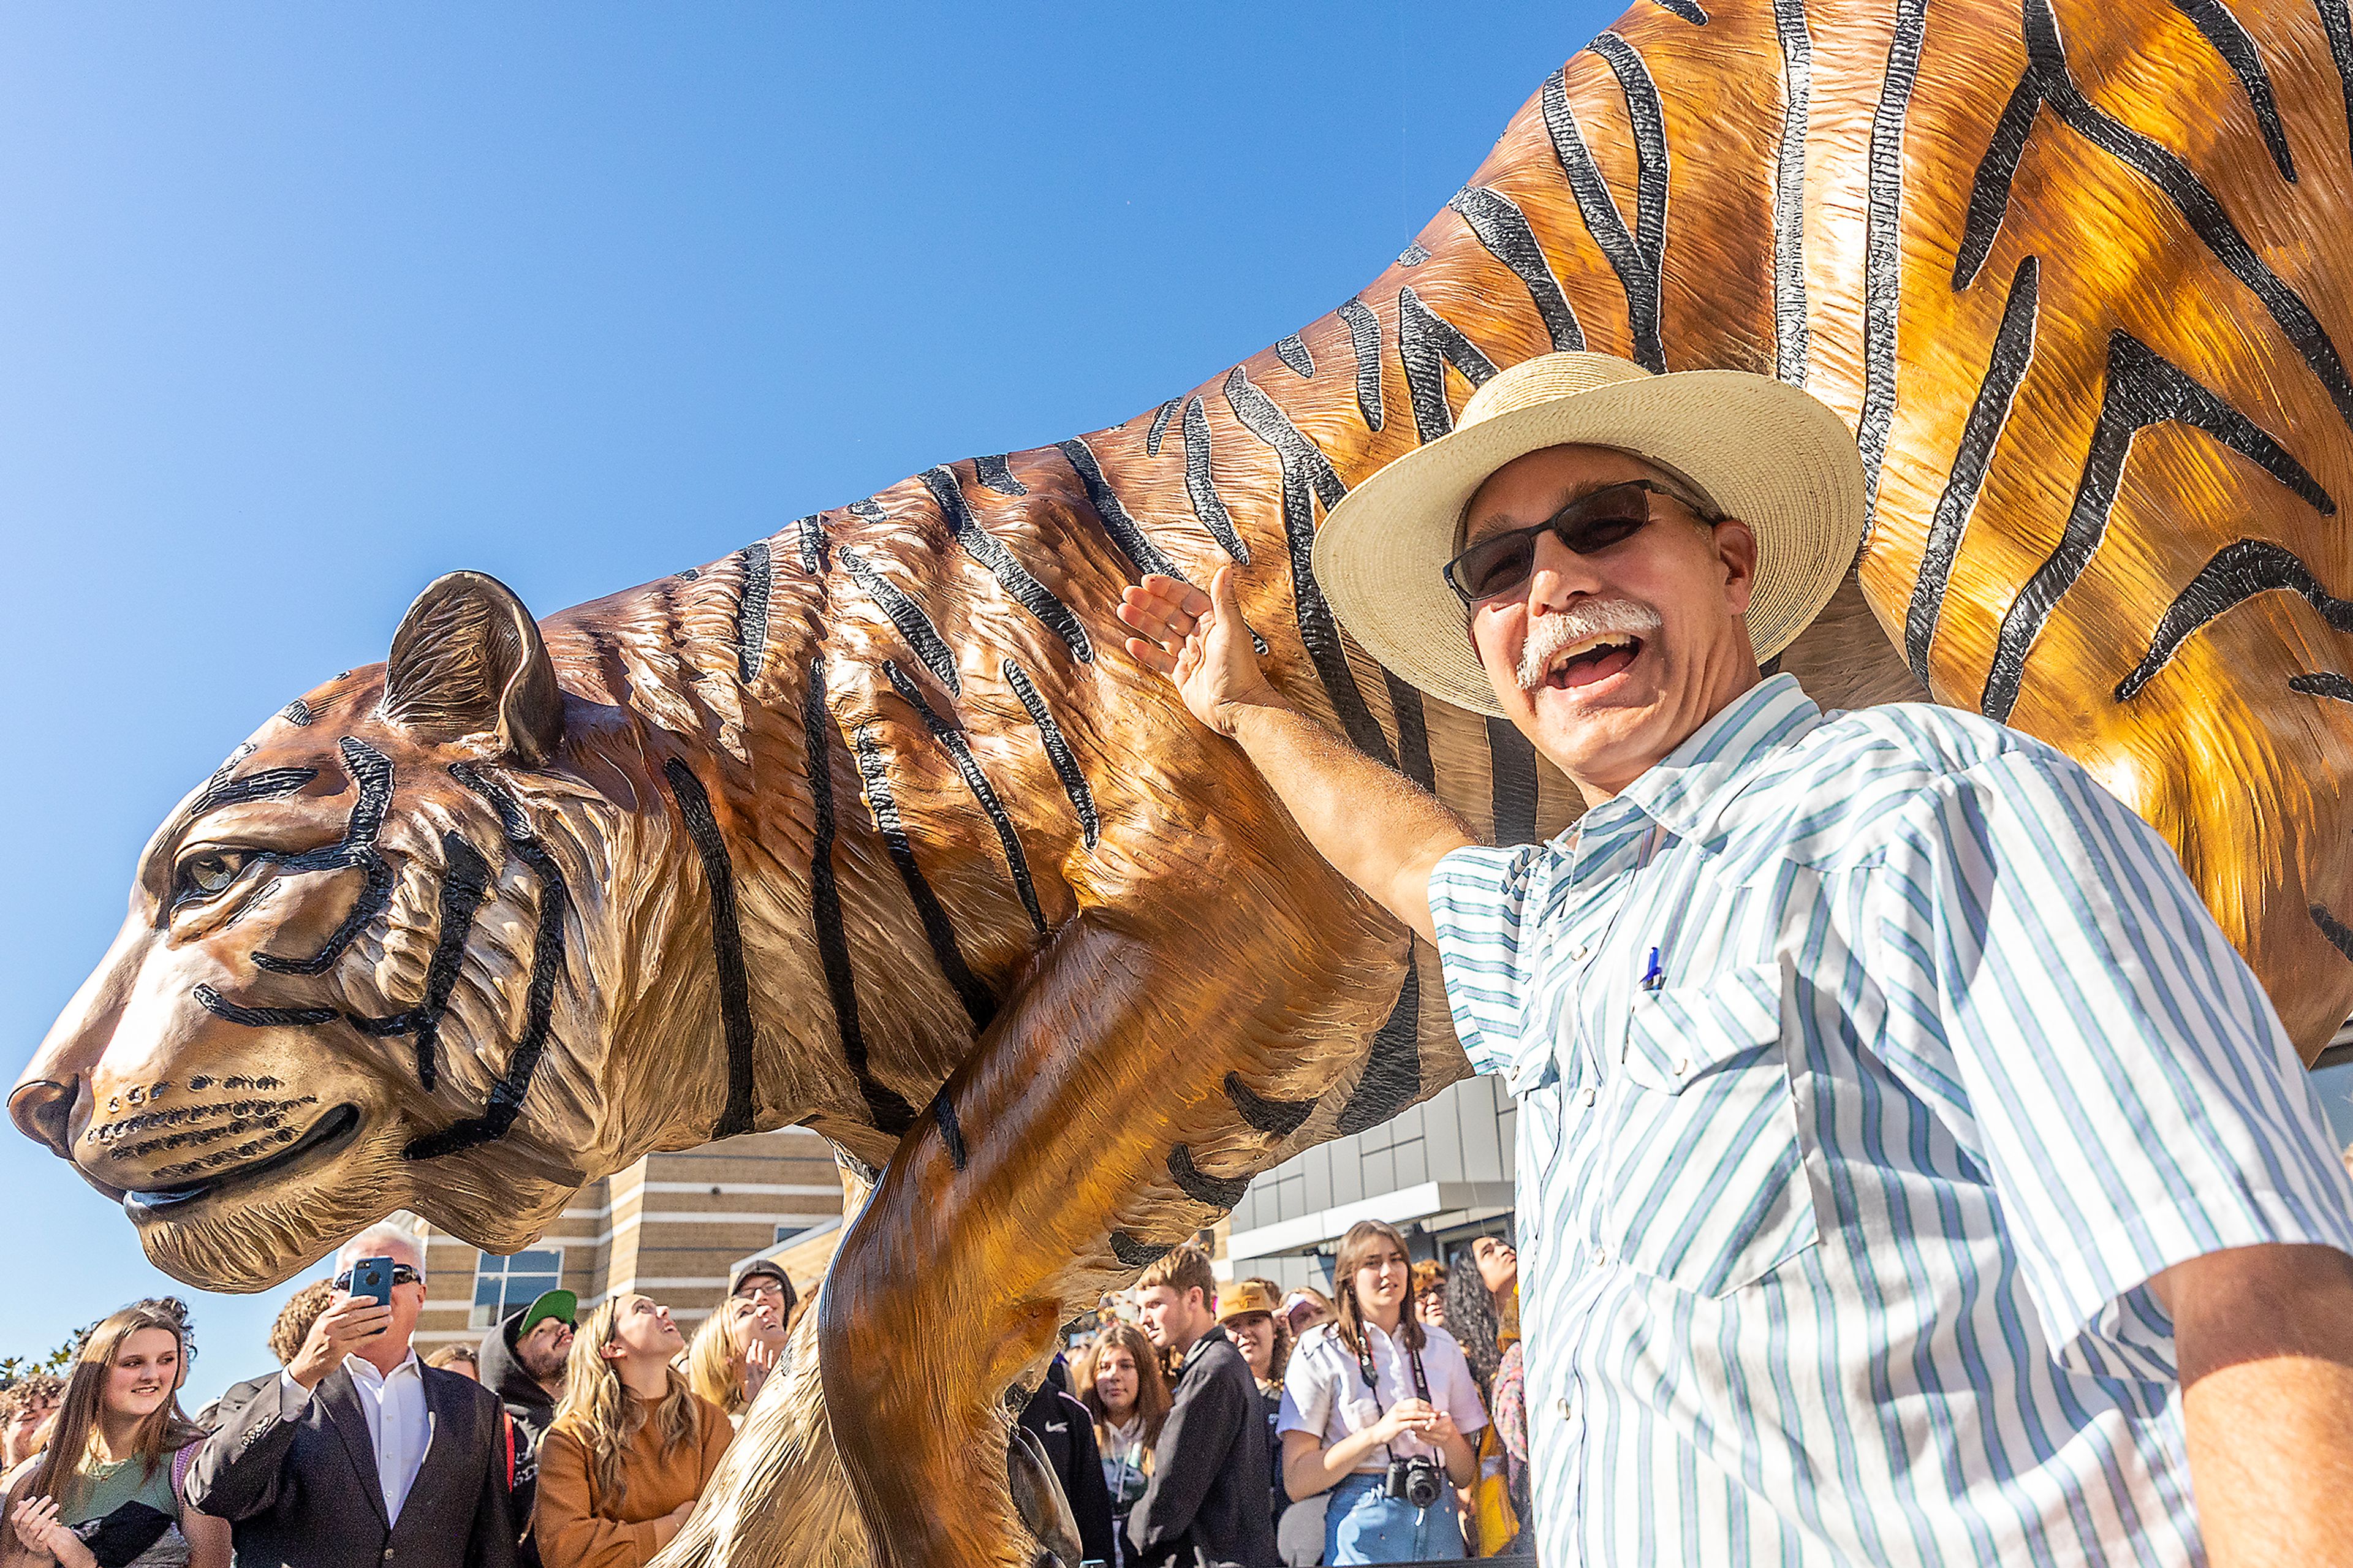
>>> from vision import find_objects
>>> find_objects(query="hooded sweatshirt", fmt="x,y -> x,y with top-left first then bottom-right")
480,1308 -> 564,1561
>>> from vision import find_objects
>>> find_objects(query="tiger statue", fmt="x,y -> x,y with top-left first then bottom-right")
15,0 -> 2353,1560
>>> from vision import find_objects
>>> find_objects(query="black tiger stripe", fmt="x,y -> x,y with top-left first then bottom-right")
797,513 -> 827,574
1485,716 -> 1541,845
1003,658 -> 1100,848
663,758 -> 760,1140
1907,256 -> 2040,688
1971,0 -> 2353,431
192,985 -> 338,1030
1335,958 -> 1422,1137
1651,0 -> 1710,20
2290,671 -> 2353,702
1222,366 -> 1396,767
249,738 -> 396,971
2117,540 -> 2353,700
931,1086 -> 967,1172
839,545 -> 962,695
1167,1144 -> 1250,1210
1398,240 -> 1430,267
1770,0 -> 1813,383
1590,32 -> 1671,371
851,727 -> 996,1029
1145,398 -> 1181,456
1055,438 -> 1186,583
976,453 -> 1027,496
1385,671 -> 1435,792
1337,299 -> 1386,431
2312,902 -> 2353,962
406,763 -> 574,1159
252,855 -> 393,977
735,540 -> 771,685
790,661 -> 917,1138
883,659 -> 1050,937
401,833 -> 492,1094
2168,0 -> 2294,180
1540,68 -> 1665,374
1397,286 -> 1499,443
278,699 -> 313,727
1446,184 -> 1585,352
2317,0 -> 2353,166
190,765 -> 316,822
1108,1232 -> 1172,1268
916,466 -> 1094,662
1860,0 -> 1928,519
1987,336 -> 2334,720
1953,76 -> 2044,290
1180,396 -> 1249,563
1224,1070 -> 1316,1138
1274,334 -> 1315,377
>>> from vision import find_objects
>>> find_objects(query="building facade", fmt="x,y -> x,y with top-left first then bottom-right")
411,1127 -> 845,1354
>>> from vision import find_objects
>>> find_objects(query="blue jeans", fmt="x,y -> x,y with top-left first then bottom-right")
1325,1471 -> 1466,1564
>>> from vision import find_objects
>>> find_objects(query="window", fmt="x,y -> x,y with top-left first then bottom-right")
471,1248 -> 563,1328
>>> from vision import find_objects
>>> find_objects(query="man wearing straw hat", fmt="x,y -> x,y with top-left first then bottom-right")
1118,352 -> 2353,1566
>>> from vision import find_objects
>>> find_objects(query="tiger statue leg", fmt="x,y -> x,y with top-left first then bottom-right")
816,891 -> 1400,1568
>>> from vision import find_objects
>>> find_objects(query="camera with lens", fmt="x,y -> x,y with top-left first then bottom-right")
1385,1454 -> 1446,1509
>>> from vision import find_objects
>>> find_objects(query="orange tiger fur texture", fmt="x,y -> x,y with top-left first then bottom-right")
15,0 -> 2353,1562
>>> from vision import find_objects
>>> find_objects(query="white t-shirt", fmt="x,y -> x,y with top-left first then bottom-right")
1277,1320 -> 1487,1472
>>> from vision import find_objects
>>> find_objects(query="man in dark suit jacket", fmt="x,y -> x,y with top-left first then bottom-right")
188,1226 -> 515,1568
1129,1248 -> 1278,1568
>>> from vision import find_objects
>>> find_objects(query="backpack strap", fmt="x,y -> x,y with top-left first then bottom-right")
171,1439 -> 198,1515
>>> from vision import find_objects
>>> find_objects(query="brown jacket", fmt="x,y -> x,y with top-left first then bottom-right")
531,1398 -> 730,1568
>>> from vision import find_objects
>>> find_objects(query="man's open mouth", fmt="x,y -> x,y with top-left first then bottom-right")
122,1102 -> 362,1219
1543,632 -> 1643,690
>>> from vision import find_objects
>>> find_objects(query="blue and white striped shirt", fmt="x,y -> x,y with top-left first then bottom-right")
1428,674 -> 2353,1566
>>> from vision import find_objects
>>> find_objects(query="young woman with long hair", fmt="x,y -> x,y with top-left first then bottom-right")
1075,1320 -> 1169,1567
1,1301 -> 228,1568
1277,1221 -> 1486,1564
681,1295 -> 789,1426
1443,1237 -> 1525,1556
534,1295 -> 733,1568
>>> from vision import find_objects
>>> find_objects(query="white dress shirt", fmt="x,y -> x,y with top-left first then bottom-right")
281,1351 -> 430,1523
1277,1320 -> 1486,1471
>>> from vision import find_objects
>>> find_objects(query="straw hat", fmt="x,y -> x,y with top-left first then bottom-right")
1311,352 -> 1865,719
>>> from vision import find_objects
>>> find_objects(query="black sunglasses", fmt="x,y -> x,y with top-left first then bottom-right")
333,1264 -> 423,1290
1442,479 -> 1717,607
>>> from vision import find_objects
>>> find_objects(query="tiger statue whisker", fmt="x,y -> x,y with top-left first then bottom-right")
18,0 -> 2353,1559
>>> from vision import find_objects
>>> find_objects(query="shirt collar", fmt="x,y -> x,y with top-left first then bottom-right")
1591,673 -> 1822,843
344,1350 -> 422,1389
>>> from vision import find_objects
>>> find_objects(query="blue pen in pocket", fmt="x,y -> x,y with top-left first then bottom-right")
1641,947 -> 1663,991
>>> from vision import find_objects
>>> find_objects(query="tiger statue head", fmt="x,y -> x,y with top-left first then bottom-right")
7,570 -> 736,1290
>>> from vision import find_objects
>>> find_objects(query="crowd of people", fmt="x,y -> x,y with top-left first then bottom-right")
0,1229 -> 810,1568
0,1222 -> 1518,1568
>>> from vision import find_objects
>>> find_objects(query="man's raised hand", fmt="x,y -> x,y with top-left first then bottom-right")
1118,566 -> 1283,735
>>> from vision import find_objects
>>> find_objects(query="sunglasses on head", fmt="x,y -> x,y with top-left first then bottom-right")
1442,479 -> 1717,608
333,1265 -> 423,1291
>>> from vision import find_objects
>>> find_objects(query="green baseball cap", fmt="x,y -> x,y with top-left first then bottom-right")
517,1289 -> 576,1334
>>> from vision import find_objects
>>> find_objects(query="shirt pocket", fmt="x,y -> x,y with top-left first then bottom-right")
1602,960 -> 1820,1296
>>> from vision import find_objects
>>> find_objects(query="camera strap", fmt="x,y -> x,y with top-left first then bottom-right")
1354,1334 -> 1436,1465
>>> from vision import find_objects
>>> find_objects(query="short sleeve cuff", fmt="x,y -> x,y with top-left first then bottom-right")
2038,1186 -> 2353,1381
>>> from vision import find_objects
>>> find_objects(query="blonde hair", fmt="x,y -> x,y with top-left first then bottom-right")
550,1296 -> 700,1509
684,1309 -> 747,1416
1134,1244 -> 1217,1310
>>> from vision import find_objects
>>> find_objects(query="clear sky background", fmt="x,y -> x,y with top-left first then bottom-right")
6,3 -> 2350,1409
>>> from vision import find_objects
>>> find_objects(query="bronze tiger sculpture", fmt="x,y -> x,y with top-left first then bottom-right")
15,0 -> 2353,1559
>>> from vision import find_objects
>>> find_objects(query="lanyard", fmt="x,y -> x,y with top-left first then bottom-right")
1355,1333 -> 1434,1463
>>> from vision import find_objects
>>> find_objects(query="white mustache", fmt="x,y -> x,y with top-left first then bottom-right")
1517,600 -> 1664,691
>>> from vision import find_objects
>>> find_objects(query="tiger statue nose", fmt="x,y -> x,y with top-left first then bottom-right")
10,1078 -> 77,1159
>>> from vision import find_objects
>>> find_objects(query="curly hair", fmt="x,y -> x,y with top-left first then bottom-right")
266,1281 -> 338,1368
0,1373 -> 63,1426
1443,1265 -> 1505,1403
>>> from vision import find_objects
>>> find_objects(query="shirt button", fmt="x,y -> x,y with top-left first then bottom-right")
1571,943 -> 1591,961
1672,1057 -> 1689,1076
1582,1085 -> 1597,1108
1555,1397 -> 1572,1420
1591,1242 -> 1607,1266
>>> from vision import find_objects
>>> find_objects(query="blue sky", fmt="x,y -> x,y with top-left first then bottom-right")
7,4 -> 2349,1408
0,0 -> 1627,1405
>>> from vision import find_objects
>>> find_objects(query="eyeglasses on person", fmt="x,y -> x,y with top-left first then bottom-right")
1442,478 -> 1719,607
333,1264 -> 423,1290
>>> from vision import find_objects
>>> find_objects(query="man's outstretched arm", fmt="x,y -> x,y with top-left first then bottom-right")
1120,567 -> 1472,942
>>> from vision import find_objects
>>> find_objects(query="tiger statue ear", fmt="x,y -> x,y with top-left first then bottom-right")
381,570 -> 564,765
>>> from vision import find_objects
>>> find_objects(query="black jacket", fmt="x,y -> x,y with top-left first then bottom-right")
186,1361 -> 515,1568
1018,1357 -> 1116,1566
1127,1327 -> 1278,1568
476,1311 -> 558,1524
